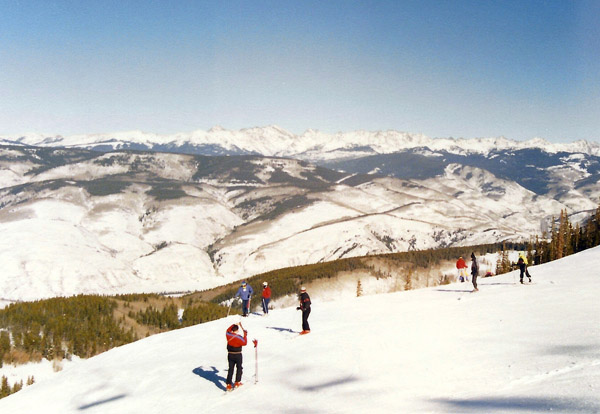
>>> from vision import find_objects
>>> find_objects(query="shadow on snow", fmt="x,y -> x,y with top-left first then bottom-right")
78,394 -> 127,410
266,326 -> 300,334
192,366 -> 227,391
431,396 -> 599,413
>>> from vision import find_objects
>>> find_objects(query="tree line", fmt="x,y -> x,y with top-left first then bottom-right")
208,242 -> 523,308
0,295 -> 136,365
0,294 -> 229,373
0,375 -> 33,399
128,302 -> 229,329
495,205 -> 600,274
537,206 -> 600,262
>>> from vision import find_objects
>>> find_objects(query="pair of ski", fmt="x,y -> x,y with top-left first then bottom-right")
225,383 -> 245,393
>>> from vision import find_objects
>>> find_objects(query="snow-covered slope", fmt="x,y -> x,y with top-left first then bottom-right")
2,146 -> 589,302
1,247 -> 599,413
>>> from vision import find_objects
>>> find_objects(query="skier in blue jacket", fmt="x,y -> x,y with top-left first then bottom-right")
235,281 -> 254,317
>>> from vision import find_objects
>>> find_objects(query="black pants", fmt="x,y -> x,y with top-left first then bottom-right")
302,308 -> 311,331
472,273 -> 478,290
226,353 -> 243,384
519,267 -> 531,280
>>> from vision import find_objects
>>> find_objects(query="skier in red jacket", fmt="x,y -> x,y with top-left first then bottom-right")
261,282 -> 271,315
456,256 -> 468,282
225,323 -> 248,390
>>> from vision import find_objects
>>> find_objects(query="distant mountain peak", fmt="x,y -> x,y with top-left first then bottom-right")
2,127 -> 600,161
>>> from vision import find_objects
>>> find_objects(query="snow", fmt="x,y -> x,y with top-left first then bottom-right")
1,247 -> 599,413
5,126 -> 600,160
0,357 -> 82,390
1,145 -> 598,303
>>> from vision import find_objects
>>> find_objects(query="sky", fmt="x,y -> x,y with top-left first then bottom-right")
1,0 -> 599,142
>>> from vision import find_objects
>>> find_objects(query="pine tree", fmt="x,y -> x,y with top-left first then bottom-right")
404,268 -> 413,291
1,375 -> 9,398
526,238 -> 534,265
556,211 -> 565,259
356,279 -> 363,297
0,331 -> 10,366
495,252 -> 503,275
11,380 -> 22,393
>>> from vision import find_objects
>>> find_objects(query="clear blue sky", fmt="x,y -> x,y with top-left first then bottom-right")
1,0 -> 598,142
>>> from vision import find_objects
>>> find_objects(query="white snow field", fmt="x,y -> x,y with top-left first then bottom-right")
1,247 -> 599,413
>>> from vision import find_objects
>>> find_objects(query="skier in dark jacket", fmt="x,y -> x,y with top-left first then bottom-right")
517,253 -> 532,284
225,322 -> 248,390
471,252 -> 479,292
297,286 -> 311,334
234,281 -> 253,317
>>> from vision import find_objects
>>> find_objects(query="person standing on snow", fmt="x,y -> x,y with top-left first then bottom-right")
470,252 -> 479,292
456,256 -> 468,282
235,281 -> 254,317
297,286 -> 311,334
517,253 -> 532,284
225,323 -> 248,390
261,281 -> 271,315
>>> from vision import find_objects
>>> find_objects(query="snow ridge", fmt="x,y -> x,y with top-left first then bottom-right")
3,126 -> 599,160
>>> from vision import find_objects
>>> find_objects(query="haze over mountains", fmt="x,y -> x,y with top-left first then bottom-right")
1,126 -> 599,303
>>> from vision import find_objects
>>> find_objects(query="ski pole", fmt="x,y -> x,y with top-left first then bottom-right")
227,297 -> 233,317
253,339 -> 258,384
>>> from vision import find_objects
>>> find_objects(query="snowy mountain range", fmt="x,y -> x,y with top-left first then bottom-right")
1,126 -> 600,303
3,125 -> 600,161
1,247 -> 599,413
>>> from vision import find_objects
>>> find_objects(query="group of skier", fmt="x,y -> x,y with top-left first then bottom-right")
226,252 -> 532,390
225,283 -> 311,390
455,252 -> 480,291
234,280 -> 273,317
456,252 -> 532,292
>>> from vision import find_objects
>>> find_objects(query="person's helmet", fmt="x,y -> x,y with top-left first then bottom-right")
263,281 -> 268,287
300,286 -> 306,292
241,281 -> 247,286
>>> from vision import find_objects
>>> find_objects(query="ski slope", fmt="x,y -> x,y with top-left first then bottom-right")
1,247 -> 599,413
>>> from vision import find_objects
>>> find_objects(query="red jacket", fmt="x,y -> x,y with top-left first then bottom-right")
226,325 -> 247,353
262,286 -> 271,299
456,258 -> 467,269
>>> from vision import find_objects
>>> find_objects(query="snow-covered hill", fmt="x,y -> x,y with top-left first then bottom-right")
2,146 -> 589,303
1,247 -> 599,413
